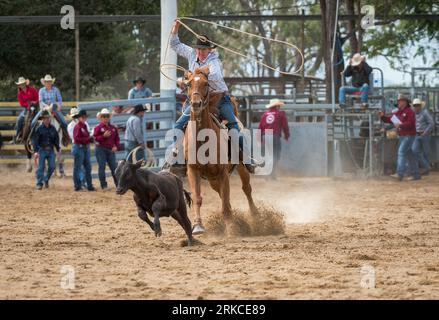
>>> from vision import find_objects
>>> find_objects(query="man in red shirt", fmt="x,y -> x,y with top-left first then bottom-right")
72,110 -> 95,192
379,94 -> 420,181
15,77 -> 39,142
258,99 -> 290,178
93,108 -> 121,190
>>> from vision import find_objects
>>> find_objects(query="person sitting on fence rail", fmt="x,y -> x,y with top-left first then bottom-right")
32,74 -> 68,130
258,98 -> 290,180
167,20 -> 259,173
32,110 -> 60,190
412,98 -> 434,176
379,94 -> 420,181
124,104 -> 146,162
339,53 -> 373,110
15,77 -> 39,143
72,109 -> 96,192
128,76 -> 153,100
93,108 -> 121,190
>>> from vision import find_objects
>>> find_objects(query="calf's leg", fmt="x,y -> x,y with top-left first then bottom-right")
137,206 -> 154,231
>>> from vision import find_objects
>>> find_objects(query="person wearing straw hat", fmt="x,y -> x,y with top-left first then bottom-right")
339,53 -> 373,110
379,94 -> 420,181
32,110 -> 60,190
124,104 -> 146,162
93,108 -> 121,190
72,110 -> 96,192
411,98 -> 434,175
128,76 -> 153,100
258,99 -> 290,179
32,74 -> 67,130
14,77 -> 39,143
169,20 -> 260,173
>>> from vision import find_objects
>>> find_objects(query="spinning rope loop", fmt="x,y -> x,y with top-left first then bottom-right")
160,16 -> 305,82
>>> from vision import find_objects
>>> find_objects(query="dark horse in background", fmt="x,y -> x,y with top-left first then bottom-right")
15,103 -> 38,172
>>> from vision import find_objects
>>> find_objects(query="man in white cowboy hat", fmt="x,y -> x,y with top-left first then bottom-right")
32,74 -> 67,130
93,108 -> 121,190
258,98 -> 290,179
379,94 -> 420,181
124,104 -> 146,162
168,20 -> 260,173
14,77 -> 39,143
339,53 -> 373,109
411,98 -> 434,175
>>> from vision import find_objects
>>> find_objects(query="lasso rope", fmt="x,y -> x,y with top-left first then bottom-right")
160,16 -> 305,82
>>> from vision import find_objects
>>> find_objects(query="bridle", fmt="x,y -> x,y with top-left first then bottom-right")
187,71 -> 210,124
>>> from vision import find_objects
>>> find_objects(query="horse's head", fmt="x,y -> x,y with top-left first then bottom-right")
185,66 -> 210,117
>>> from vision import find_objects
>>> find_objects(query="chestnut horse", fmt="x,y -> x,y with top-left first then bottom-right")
183,66 -> 258,235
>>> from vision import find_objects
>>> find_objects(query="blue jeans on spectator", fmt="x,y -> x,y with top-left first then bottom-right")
339,83 -> 370,104
36,149 -> 55,187
95,146 -> 117,189
397,136 -> 419,178
72,144 -> 93,190
412,135 -> 431,171
125,140 -> 145,162
15,109 -> 27,137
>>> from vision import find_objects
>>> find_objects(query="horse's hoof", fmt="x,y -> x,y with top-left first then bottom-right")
192,224 -> 205,235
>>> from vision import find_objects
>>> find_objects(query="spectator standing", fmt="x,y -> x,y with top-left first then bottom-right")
124,104 -> 146,162
412,98 -> 434,175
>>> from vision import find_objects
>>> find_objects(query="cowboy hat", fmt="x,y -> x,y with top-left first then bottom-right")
412,98 -> 425,107
133,76 -> 146,85
97,108 -> 112,119
68,107 -> 79,119
265,98 -> 285,109
193,35 -> 216,49
41,74 -> 55,85
351,53 -> 365,67
38,109 -> 51,120
15,77 -> 29,86
397,93 -> 411,104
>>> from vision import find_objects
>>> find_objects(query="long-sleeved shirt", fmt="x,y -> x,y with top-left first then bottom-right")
73,121 -> 92,145
39,86 -> 62,110
17,85 -> 39,109
32,124 -> 60,153
128,87 -> 152,100
344,62 -> 373,87
68,120 -> 91,143
93,122 -> 120,150
415,108 -> 434,135
124,115 -> 144,144
170,34 -> 228,92
258,107 -> 290,140
381,106 -> 416,136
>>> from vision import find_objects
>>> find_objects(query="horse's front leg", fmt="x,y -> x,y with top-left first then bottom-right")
187,165 -> 204,235
218,172 -> 233,235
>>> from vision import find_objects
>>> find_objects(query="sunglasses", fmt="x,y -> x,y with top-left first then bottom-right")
101,114 -> 110,118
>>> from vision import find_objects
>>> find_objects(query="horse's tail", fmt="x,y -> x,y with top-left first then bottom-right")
183,189 -> 192,208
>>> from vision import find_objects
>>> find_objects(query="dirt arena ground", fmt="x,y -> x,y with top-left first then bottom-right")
0,166 -> 438,299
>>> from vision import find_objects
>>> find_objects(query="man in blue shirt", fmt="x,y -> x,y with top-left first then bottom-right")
412,98 -> 434,175
32,74 -> 67,129
32,110 -> 60,190
124,104 -> 146,161
128,77 -> 153,100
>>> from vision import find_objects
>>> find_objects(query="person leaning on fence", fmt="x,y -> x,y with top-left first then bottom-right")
379,94 -> 420,181
412,98 -> 434,176
339,53 -> 373,110
258,99 -> 290,179
32,75 -> 67,130
124,104 -> 146,162
72,110 -> 96,192
128,76 -> 152,100
93,108 -> 120,190
32,110 -> 60,190
15,77 -> 39,143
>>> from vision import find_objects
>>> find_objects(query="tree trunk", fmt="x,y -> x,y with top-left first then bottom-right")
320,0 -> 337,103
346,0 -> 358,55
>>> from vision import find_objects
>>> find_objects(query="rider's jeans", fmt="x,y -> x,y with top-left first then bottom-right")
15,109 -> 27,136
32,105 -> 67,129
